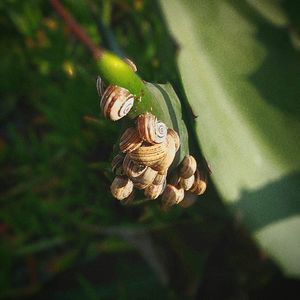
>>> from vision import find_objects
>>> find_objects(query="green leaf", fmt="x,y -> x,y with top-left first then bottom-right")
160,0 -> 300,277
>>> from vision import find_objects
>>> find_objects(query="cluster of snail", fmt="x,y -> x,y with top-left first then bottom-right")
96,64 -> 207,209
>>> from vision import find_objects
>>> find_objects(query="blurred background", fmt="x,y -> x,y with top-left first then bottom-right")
0,0 -> 299,299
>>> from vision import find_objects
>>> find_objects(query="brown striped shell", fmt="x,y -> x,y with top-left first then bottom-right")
161,184 -> 184,207
100,85 -> 134,121
131,167 -> 158,189
129,141 -> 167,166
123,154 -> 147,178
137,113 -> 167,144
178,175 -> 195,191
110,176 -> 134,200
167,128 -> 180,151
119,127 -> 143,153
179,155 -> 197,179
144,181 -> 166,200
151,132 -> 176,173
190,169 -> 207,195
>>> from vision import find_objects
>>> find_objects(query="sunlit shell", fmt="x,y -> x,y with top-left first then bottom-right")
123,154 -> 147,178
144,181 -> 166,200
178,175 -> 195,191
100,85 -> 134,121
167,128 -> 180,152
179,155 -> 197,179
190,169 -> 207,195
129,141 -> 167,166
151,132 -> 176,173
137,113 -> 167,144
161,184 -> 184,208
153,173 -> 166,185
119,127 -> 143,153
110,176 -> 133,200
131,167 -> 157,189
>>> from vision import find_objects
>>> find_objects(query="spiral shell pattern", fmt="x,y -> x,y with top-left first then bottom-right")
100,85 -> 134,121
137,113 -> 167,144
119,127 -> 143,153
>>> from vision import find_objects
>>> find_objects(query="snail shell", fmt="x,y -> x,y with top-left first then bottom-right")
123,154 -> 147,178
129,141 -> 167,166
178,174 -> 195,191
190,169 -> 207,195
179,191 -> 197,208
137,113 -> 167,144
151,132 -> 176,173
96,76 -> 106,97
119,127 -> 143,153
179,155 -> 197,179
161,184 -> 185,207
144,181 -> 166,200
124,57 -> 137,72
131,167 -> 157,189
100,85 -> 134,121
110,176 -> 134,200
111,153 -> 125,175
153,173 -> 166,185
167,128 -> 180,152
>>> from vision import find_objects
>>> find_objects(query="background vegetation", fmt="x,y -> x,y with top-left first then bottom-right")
0,0 -> 299,299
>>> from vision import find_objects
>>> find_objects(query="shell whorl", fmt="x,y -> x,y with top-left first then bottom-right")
161,184 -> 184,207
179,155 -> 197,179
110,176 -> 134,200
119,127 -> 143,153
129,141 -> 167,166
100,85 -> 134,121
137,113 -> 167,144
123,154 -> 147,178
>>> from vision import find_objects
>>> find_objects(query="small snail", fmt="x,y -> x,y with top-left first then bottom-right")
129,141 -> 168,166
131,167 -> 157,189
124,57 -> 137,72
119,127 -> 143,153
179,191 -> 197,208
161,184 -> 184,208
110,176 -> 134,200
137,113 -> 167,144
144,180 -> 166,200
123,154 -> 147,178
178,175 -> 195,190
100,85 -> 134,121
190,169 -> 207,195
179,155 -> 197,179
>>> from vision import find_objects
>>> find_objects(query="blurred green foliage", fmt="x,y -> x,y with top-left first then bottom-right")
0,0 -> 299,299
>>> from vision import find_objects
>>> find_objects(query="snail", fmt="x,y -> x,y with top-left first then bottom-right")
129,141 -> 168,167
100,85 -> 134,121
179,192 -> 197,208
178,174 -> 195,191
137,113 -> 167,144
151,130 -> 178,173
131,167 -> 158,189
110,176 -> 134,200
124,57 -> 137,72
123,154 -> 147,178
119,127 -> 143,153
96,76 -> 106,97
190,169 -> 207,195
161,184 -> 184,208
179,155 -> 197,179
